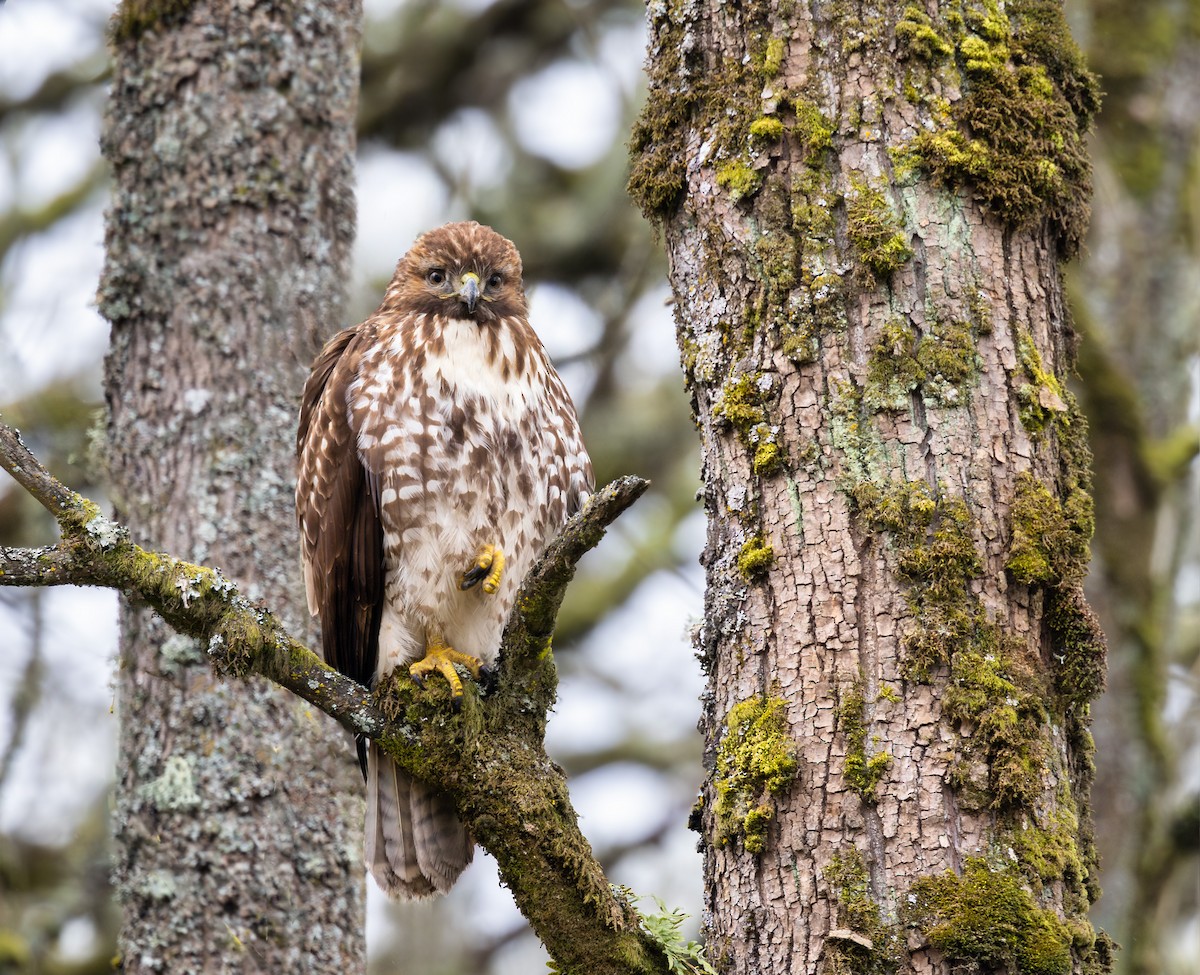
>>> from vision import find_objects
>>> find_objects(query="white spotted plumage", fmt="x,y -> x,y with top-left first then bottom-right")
349,311 -> 581,672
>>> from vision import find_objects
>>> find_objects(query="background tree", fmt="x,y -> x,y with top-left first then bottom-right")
96,1 -> 364,971
0,1 -> 1195,973
1070,2 -> 1200,971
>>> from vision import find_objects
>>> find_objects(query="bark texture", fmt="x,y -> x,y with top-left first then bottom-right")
631,2 -> 1111,973
98,1 -> 363,970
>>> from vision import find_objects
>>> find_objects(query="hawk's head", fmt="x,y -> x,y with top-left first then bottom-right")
385,221 -> 526,325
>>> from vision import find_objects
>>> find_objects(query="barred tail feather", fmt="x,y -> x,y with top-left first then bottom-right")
411,776 -> 474,892
364,742 -> 472,899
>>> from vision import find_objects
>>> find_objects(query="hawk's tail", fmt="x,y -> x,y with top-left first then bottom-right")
364,741 -> 473,899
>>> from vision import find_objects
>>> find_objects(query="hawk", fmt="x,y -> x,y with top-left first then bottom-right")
296,221 -> 593,898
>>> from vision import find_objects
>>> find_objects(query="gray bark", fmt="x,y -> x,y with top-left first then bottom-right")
99,1 -> 364,970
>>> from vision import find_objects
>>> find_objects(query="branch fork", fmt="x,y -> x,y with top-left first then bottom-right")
0,414 -> 677,974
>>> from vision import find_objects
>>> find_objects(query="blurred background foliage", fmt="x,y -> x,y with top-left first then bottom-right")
0,1 -> 1194,973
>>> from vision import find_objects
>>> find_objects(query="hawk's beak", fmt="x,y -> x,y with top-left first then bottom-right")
458,272 -> 481,314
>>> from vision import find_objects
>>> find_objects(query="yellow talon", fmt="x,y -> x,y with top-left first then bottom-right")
459,544 -> 505,595
408,633 -> 483,701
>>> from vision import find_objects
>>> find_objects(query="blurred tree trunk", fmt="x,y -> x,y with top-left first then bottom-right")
1071,2 -> 1200,971
99,2 -> 363,970
631,2 -> 1114,973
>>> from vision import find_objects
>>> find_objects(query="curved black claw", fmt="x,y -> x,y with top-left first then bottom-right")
460,563 -> 489,590
479,665 -> 498,697
354,734 -> 369,782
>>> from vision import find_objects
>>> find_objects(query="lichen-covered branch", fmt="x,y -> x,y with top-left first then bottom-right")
0,416 -> 669,974
0,545 -> 77,585
0,419 -> 79,516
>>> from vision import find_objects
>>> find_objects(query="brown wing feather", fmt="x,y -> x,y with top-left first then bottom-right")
297,324 -> 384,689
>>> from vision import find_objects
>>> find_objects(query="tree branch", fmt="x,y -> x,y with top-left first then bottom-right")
0,421 -> 78,516
0,416 -> 672,974
0,546 -> 77,585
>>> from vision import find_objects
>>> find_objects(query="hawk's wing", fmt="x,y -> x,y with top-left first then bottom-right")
296,323 -> 384,689
544,367 -> 594,518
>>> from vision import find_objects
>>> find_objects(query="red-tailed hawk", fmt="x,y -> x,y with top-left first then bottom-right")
296,222 -> 593,897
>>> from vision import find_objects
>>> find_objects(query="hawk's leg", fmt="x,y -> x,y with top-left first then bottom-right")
408,630 -> 483,703
459,544 -> 505,595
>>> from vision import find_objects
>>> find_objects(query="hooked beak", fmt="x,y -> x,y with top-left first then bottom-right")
457,272 -> 481,314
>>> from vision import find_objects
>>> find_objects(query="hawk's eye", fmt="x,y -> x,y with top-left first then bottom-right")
487,273 -> 503,289
427,269 -> 446,286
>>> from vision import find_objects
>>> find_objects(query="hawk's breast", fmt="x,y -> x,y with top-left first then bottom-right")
346,311 -> 587,663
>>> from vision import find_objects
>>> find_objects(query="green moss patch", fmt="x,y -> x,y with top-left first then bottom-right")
915,318 -> 978,404
1008,799 -> 1091,913
846,177 -> 913,278
793,97 -> 834,158
625,10 -> 694,218
823,849 -> 904,974
716,161 -> 764,202
628,12 -> 792,219
905,858 -> 1073,975
897,6 -> 954,62
1006,471 -> 1093,586
714,374 -> 766,429
627,12 -> 756,218
1008,0 -> 1102,121
714,696 -> 799,853
757,36 -> 785,78
943,635 -> 1050,809
737,535 -> 775,582
749,116 -> 785,144
851,480 -> 979,679
1004,469 -> 1105,714
850,481 -> 1051,810
854,483 -> 982,661
753,439 -> 783,477
864,316 -> 979,411
838,681 -> 892,802
754,226 -> 799,296
898,0 -> 1099,252
714,373 -> 786,479
766,103 -> 841,361
1016,329 -> 1070,435
1046,585 -> 1107,710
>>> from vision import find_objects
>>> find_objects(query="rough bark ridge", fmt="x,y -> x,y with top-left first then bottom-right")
98,1 -> 363,969
631,2 -> 1111,973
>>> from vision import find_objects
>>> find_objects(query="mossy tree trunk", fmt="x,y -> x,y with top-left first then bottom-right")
100,1 -> 362,970
631,2 -> 1112,973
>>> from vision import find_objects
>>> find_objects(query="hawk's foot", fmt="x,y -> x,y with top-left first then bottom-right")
459,544 -> 505,595
409,635 -> 483,704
